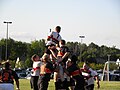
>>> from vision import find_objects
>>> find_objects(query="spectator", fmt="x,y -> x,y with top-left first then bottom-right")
0,61 -> 20,90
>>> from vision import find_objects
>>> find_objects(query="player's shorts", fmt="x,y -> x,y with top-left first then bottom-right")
68,78 -> 75,86
0,83 -> 14,90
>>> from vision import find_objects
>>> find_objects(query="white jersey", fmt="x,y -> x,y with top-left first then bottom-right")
47,31 -> 62,45
87,68 -> 98,85
31,61 -> 41,76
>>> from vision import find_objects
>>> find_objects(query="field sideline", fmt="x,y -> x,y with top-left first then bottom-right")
14,79 -> 120,90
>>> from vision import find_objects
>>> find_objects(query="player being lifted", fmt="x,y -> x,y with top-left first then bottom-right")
46,26 -> 62,46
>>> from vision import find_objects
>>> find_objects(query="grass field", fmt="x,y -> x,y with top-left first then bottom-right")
14,79 -> 120,90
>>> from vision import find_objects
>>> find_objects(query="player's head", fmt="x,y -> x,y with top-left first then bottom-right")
55,26 -> 61,33
5,62 -> 10,69
59,39 -> 66,47
31,54 -> 39,61
71,55 -> 78,64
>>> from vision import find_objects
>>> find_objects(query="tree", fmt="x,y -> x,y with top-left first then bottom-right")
25,58 -> 32,68
30,39 -> 46,57
0,38 -> 120,67
0,39 -> 6,60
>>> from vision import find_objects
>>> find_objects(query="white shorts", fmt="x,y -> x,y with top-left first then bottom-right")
0,83 -> 14,90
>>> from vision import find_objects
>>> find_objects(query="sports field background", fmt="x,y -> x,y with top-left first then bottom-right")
14,79 -> 120,90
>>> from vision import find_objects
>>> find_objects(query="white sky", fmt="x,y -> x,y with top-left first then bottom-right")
0,0 -> 120,49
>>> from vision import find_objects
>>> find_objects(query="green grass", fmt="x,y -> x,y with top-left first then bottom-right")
94,81 -> 120,90
14,79 -> 120,90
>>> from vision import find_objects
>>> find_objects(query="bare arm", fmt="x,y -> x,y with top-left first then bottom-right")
62,52 -> 70,60
58,52 -> 70,62
50,49 -> 57,59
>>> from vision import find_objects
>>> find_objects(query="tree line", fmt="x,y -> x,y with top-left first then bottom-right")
0,38 -> 120,69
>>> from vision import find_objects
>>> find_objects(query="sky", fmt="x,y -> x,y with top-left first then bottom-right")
0,0 -> 120,49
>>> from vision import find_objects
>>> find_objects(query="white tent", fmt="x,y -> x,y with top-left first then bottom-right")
116,59 -> 120,65
15,57 -> 21,69
116,59 -> 120,69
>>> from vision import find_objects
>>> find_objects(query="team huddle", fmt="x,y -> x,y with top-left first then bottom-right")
0,26 -> 100,90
